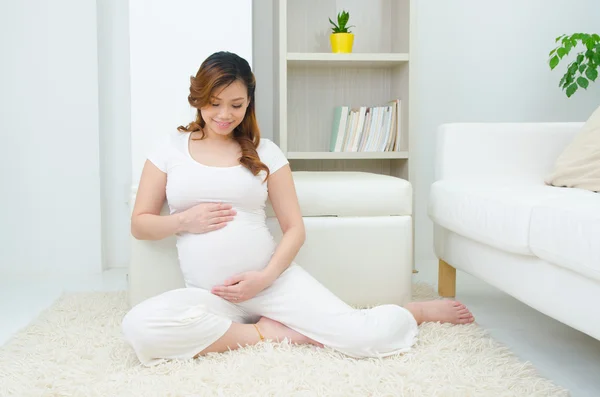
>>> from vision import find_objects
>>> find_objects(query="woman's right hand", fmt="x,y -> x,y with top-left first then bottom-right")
179,202 -> 237,234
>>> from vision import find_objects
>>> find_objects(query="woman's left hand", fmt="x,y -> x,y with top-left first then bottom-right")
211,271 -> 273,303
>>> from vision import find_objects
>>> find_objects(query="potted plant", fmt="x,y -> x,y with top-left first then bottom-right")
549,33 -> 600,97
329,10 -> 354,53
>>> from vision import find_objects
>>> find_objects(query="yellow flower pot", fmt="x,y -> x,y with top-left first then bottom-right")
330,33 -> 354,53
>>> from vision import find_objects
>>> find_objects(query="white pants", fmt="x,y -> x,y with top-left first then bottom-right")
122,264 -> 419,366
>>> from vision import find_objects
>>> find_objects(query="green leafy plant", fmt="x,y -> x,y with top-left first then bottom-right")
329,10 -> 354,34
549,33 -> 600,97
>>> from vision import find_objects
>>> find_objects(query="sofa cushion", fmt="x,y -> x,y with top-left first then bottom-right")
529,189 -> 600,282
545,104 -> 600,192
267,171 -> 412,217
428,180 -> 575,255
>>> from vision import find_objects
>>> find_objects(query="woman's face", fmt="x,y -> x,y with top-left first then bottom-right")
201,80 -> 249,138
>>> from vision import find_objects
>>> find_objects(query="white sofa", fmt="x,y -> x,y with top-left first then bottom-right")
428,122 -> 600,341
128,171 -> 414,309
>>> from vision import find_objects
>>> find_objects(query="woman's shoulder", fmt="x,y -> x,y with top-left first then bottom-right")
257,138 -> 288,172
147,130 -> 189,171
257,138 -> 281,153
153,130 -> 189,152
166,129 -> 189,145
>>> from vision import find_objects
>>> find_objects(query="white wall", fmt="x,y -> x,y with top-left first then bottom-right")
129,0 -> 253,183
97,0 -> 132,269
412,0 -> 600,262
0,0 -> 102,275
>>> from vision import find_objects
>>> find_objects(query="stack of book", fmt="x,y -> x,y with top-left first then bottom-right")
329,99 -> 402,152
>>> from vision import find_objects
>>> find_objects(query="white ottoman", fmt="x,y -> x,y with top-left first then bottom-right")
128,171 -> 413,308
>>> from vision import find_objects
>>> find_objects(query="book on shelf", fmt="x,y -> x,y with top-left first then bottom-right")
329,100 -> 402,152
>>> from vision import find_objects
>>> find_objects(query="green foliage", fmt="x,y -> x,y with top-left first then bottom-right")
549,33 -> 600,97
329,10 -> 354,34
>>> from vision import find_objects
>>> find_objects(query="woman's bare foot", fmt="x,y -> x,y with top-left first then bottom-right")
256,317 -> 323,348
404,300 -> 475,325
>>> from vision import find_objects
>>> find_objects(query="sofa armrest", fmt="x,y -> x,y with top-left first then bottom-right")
434,122 -> 583,182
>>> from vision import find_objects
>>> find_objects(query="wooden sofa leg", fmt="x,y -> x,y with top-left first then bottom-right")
438,259 -> 456,297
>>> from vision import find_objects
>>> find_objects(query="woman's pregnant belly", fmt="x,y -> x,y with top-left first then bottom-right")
176,212 -> 277,290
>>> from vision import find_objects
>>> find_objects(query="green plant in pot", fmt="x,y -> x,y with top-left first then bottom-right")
549,33 -> 600,97
329,10 -> 354,53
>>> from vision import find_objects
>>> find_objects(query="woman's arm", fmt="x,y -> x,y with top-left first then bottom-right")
260,164 -> 305,283
131,160 -> 182,240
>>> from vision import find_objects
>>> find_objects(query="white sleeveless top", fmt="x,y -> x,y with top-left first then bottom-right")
147,131 -> 289,290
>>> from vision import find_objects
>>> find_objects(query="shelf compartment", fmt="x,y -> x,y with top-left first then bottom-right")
287,64 -> 409,153
286,0 -> 411,54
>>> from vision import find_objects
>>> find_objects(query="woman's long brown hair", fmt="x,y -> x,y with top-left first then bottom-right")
177,51 -> 270,180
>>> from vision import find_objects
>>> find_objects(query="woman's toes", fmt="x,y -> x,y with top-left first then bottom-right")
460,316 -> 474,324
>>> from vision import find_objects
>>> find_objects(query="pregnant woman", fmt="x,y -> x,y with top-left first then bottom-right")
122,51 -> 474,366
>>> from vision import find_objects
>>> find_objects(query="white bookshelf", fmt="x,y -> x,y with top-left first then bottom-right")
274,0 -> 415,181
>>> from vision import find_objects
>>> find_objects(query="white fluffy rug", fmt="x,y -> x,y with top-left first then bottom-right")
0,283 -> 568,397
